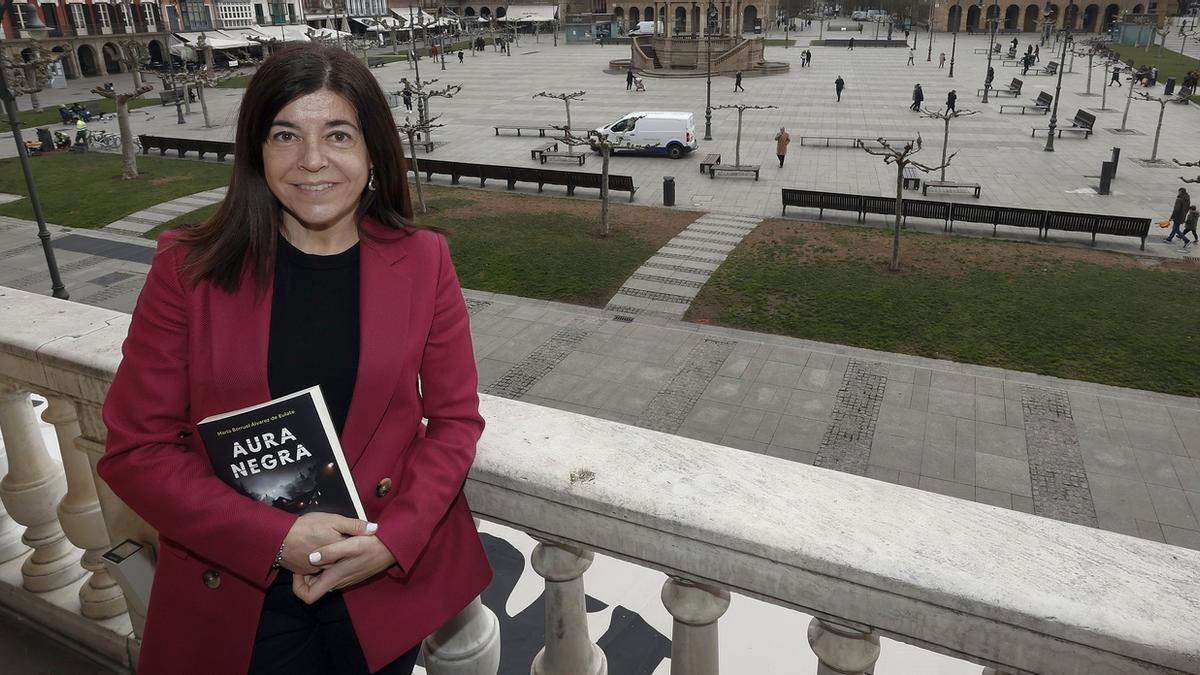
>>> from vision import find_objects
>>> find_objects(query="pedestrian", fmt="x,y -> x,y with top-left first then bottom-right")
457,50 -> 464,64
1183,205 -> 1199,248
907,47 -> 915,65
835,75 -> 845,102
401,78 -> 413,112
1034,45 -> 1040,62
910,83 -> 924,111
848,37 -> 855,50
1011,37 -> 1018,51
74,117 -> 88,149
774,126 -> 791,168
939,51 -> 946,68
986,65 -> 995,90
1022,54 -> 1032,76
1165,188 -> 1191,243
627,67 -> 635,90
904,29 -> 911,42
734,70 -> 744,92
946,89 -> 957,112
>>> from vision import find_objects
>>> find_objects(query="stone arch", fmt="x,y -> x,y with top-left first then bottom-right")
20,47 -> 34,62
77,43 -> 100,76
479,6 -> 490,18
1004,4 -> 1019,28
495,6 -> 505,18
147,39 -> 164,62
1045,3 -> 1059,27
464,6 -> 475,16
675,5 -> 686,32
613,6 -> 623,24
644,6 -> 653,21
742,4 -> 757,33
629,6 -> 639,23
986,2 -> 1000,24
947,4 -> 961,31
965,4 -> 980,31
1023,3 -> 1039,31
1102,3 -> 1119,29
1131,4 -> 1143,13
101,42 -> 123,74
692,5 -> 700,33
1082,3 -> 1098,30
1063,2 -> 1078,28
50,45 -> 78,79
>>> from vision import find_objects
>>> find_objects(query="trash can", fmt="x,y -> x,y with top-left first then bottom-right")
1099,161 -> 1114,195
663,176 -> 675,206
1164,77 -> 1176,95
1111,147 -> 1120,178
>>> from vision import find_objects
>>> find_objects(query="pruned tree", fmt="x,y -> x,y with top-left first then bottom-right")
400,78 -> 461,144
1134,91 -> 1169,162
553,118 -> 654,237
711,103 -> 779,166
396,113 -> 444,213
177,65 -> 232,129
1173,158 -> 1200,184
1149,24 -> 1170,52
3,44 -> 58,113
91,83 -> 154,179
533,90 -> 586,153
860,136 -> 954,272
245,34 -> 282,59
920,106 -> 980,181
117,39 -> 148,88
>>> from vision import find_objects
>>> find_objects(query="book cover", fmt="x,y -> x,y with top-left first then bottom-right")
196,386 -> 366,520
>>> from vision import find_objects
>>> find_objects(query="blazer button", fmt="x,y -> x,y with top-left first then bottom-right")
376,477 -> 393,498
202,569 -> 221,589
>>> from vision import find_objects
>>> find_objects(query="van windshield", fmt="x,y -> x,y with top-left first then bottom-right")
611,118 -> 637,132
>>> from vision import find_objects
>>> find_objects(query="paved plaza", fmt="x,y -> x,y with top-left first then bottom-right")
1,30 -> 1199,553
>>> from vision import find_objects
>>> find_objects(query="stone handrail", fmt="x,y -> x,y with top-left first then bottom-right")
2,287 -> 1199,675
712,36 -> 756,68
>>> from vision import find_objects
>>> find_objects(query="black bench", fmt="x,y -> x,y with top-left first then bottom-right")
710,164 -> 760,180
923,180 -> 981,198
415,158 -> 636,202
799,136 -> 859,147
494,124 -> 555,137
902,165 -> 921,190
699,153 -> 721,174
540,150 -> 586,166
1093,214 -> 1151,250
366,56 -> 386,68
781,188 -> 863,219
159,89 -> 183,106
530,141 -> 559,160
1029,60 -> 1059,76
978,77 -> 1023,97
138,134 -> 234,161
1000,91 -> 1051,114
1032,109 -> 1095,138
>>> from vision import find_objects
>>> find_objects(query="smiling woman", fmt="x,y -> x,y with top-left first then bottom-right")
97,43 -> 490,675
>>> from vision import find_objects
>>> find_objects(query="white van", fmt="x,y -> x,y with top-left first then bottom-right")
592,111 -> 698,159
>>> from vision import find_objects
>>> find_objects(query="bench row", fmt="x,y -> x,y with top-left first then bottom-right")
781,188 -> 1151,249
414,158 -> 637,201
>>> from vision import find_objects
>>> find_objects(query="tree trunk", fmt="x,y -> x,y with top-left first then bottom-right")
600,145 -> 611,236
29,89 -> 42,114
1150,103 -> 1164,161
734,109 -> 744,166
940,117 -> 950,181
131,67 -> 143,89
407,131 -> 427,213
182,82 -> 192,115
118,98 -> 138,180
197,81 -> 211,128
891,163 -> 904,272
564,99 -> 573,153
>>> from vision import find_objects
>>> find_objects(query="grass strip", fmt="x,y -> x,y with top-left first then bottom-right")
8,97 -> 160,129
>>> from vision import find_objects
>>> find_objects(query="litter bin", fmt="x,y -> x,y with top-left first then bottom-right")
1164,77 -> 1176,96
1099,161 -> 1114,195
663,176 -> 675,206
1111,147 -> 1120,178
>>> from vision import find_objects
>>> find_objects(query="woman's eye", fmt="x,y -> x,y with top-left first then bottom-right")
330,131 -> 351,142
271,131 -> 295,142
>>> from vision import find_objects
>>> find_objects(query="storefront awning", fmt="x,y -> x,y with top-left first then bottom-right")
389,7 -> 438,27
173,30 -> 253,50
501,5 -> 558,22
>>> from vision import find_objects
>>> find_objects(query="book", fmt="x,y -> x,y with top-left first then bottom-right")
196,386 -> 366,520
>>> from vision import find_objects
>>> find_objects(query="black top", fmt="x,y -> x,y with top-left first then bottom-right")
267,235 -> 361,436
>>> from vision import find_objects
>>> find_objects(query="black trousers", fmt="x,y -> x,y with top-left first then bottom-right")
249,572 -> 420,675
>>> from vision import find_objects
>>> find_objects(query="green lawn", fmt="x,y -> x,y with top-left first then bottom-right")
10,97 -> 160,129
1107,41 -> 1199,101
686,220 -> 1200,397
216,74 -> 254,88
0,153 -> 231,229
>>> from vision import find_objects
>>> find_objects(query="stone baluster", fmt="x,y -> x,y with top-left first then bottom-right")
530,540 -> 607,675
0,417 -> 29,564
807,617 -> 880,675
423,519 -> 501,675
661,576 -> 730,675
43,396 -> 126,619
0,384 -> 85,592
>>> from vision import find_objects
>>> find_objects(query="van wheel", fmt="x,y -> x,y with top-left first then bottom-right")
667,144 -> 683,160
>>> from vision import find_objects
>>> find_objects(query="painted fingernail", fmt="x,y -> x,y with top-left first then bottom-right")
309,551 -> 322,564
365,522 -> 378,534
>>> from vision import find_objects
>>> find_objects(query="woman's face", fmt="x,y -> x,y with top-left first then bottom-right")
263,88 -> 370,236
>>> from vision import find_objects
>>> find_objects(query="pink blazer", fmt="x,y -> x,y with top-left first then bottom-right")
99,217 -> 491,674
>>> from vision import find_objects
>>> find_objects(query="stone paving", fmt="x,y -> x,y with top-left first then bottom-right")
102,186 -> 227,237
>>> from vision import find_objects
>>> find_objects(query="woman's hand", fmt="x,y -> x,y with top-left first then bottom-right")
279,513 -> 376,575
291,534 -> 397,604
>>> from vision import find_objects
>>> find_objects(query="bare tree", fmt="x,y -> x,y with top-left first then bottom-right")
91,83 -> 154,179
2,44 -> 58,113
860,136 -> 954,272
177,65 -> 233,129
711,103 -> 779,166
533,90 -> 586,152
117,39 -> 148,89
401,78 -> 461,145
921,105 -> 980,181
552,118 -> 652,237
396,113 -> 444,213
1134,91 -> 1169,162
1174,158 -> 1200,184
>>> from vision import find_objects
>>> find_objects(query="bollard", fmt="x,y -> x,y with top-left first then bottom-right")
1111,147 -> 1120,179
663,176 -> 675,206
1164,77 -> 1176,96
1099,161 -> 1114,195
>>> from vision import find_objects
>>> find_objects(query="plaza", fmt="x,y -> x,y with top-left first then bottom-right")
1,19 -> 1199,675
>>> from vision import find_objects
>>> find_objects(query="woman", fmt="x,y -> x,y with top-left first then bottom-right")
99,43 -> 490,674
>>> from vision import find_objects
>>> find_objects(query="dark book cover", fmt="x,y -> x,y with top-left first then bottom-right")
196,386 -> 366,519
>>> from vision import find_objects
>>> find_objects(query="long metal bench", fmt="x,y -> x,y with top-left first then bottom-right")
1032,109 -> 1095,139
923,180 -> 981,198
415,158 -> 636,202
699,153 -> 721,174
710,164 -> 760,180
1000,91 -> 1052,114
494,124 -> 556,137
540,150 -> 586,165
137,135 -> 234,161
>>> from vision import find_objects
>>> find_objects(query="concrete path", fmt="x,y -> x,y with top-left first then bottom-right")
102,186 -> 227,237
2,218 -> 1197,552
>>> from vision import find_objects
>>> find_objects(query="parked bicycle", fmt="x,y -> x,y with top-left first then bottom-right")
89,130 -> 142,152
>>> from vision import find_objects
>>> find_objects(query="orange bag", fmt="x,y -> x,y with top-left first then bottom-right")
1157,219 -> 1171,228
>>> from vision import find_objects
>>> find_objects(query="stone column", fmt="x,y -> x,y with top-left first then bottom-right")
423,519 -> 501,675
0,414 -> 29,564
43,397 -> 126,619
0,384 -> 84,592
807,617 -> 880,675
530,540 -> 607,675
661,577 -> 730,675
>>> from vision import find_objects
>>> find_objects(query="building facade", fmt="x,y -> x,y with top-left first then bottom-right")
930,0 -> 1168,33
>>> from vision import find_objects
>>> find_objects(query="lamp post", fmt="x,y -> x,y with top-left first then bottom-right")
0,1 -> 68,299
1044,2 -> 1073,151
981,0 -> 998,102
704,0 -> 715,140
949,0 -> 960,77
927,0 -> 934,61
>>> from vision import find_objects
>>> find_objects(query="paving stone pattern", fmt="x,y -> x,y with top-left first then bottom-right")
1022,385 -> 1099,527
465,298 -> 493,316
636,338 -> 736,434
484,319 -> 604,400
815,359 -> 889,475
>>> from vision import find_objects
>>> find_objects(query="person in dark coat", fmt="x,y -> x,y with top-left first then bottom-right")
848,37 -> 855,50
835,75 -> 845,102
1166,187 -> 1191,243
627,68 -> 635,90
910,83 -> 924,111
946,89 -> 957,112
734,70 -> 745,92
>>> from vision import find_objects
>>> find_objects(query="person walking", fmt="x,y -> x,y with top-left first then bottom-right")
946,89 -> 957,112
74,117 -> 88,149
939,51 -> 946,68
627,68 -> 635,90
457,50 -> 464,64
1165,187 -> 1191,244
1183,205 -> 1199,249
835,75 -> 845,102
1022,53 -> 1032,76
848,37 -> 855,50
734,70 -> 745,92
910,83 -> 924,111
401,79 -> 413,112
907,47 -> 915,65
1034,44 -> 1040,62
774,127 -> 791,168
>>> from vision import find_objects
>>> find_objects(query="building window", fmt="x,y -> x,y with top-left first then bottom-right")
219,3 -> 256,27
180,0 -> 213,30
142,3 -> 158,29
96,3 -> 112,28
70,3 -> 86,28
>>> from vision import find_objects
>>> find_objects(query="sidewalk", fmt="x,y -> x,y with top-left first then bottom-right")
2,216 -> 1197,552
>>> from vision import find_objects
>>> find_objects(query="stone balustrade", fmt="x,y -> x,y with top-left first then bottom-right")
1,286 -> 1199,675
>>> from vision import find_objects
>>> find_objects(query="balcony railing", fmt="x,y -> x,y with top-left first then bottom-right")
0,287 -> 1198,674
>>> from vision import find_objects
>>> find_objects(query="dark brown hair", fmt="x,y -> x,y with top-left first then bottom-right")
177,42 -> 416,293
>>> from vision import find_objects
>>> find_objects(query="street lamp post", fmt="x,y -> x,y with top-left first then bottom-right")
927,1 -> 934,61
1044,3 -> 1073,151
704,0 -> 715,140
981,0 -> 998,102
0,1 -> 68,299
949,0 -> 960,77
